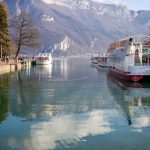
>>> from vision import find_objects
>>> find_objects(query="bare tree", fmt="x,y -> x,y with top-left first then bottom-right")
10,12 -> 41,59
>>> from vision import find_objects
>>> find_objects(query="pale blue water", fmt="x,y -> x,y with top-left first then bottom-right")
0,58 -> 150,150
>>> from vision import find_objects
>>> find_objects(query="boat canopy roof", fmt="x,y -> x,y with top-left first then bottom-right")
117,34 -> 150,42
108,34 -> 150,51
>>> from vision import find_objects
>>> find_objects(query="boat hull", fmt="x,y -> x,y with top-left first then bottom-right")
109,68 -> 144,82
35,60 -> 52,65
98,62 -> 108,68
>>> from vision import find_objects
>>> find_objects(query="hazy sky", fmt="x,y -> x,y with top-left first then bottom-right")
93,0 -> 150,10
124,0 -> 150,10
0,0 -> 149,10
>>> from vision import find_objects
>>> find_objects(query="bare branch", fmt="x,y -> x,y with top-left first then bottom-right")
10,11 -> 41,58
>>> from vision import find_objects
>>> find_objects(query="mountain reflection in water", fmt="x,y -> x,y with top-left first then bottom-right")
0,58 -> 150,150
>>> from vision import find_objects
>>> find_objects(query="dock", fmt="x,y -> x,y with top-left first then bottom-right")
0,58 -> 31,75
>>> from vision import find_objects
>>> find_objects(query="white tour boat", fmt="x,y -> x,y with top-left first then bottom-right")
108,34 -> 150,81
91,53 -> 109,68
97,53 -> 109,68
34,53 -> 52,65
90,54 -> 99,66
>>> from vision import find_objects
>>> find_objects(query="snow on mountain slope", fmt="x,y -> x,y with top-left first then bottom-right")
42,0 -> 124,5
91,0 -> 124,5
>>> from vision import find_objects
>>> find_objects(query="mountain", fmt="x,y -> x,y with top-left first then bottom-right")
3,0 -> 150,56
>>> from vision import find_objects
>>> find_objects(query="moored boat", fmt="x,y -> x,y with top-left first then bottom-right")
97,53 -> 109,68
90,54 -> 99,66
107,34 -> 150,82
33,53 -> 52,65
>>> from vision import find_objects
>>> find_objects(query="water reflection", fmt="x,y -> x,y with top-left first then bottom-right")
107,75 -> 150,129
9,59 -> 113,120
0,74 -> 9,123
0,59 -> 117,149
1,59 -> 150,150
30,110 -> 114,150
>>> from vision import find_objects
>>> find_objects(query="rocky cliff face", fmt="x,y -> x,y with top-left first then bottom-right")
3,0 -> 150,55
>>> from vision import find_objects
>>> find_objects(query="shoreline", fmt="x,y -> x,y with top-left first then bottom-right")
0,61 -> 31,75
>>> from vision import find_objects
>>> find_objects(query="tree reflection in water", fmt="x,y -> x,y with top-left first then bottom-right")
0,74 -> 10,123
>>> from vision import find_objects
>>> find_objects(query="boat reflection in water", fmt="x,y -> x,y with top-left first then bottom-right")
1,58 -> 150,150
107,73 -> 150,129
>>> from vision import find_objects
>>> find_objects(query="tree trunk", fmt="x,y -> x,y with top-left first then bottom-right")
15,41 -> 21,60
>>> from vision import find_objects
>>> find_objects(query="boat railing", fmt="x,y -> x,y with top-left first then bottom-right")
38,53 -> 52,57
135,63 -> 150,66
142,63 -> 150,66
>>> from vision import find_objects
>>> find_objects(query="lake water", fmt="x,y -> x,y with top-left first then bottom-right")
0,58 -> 150,150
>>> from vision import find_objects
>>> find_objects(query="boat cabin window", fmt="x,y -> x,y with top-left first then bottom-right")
38,57 -> 49,60
135,49 -> 139,55
142,55 -> 150,65
129,38 -> 132,42
134,49 -> 140,65
134,48 -> 150,66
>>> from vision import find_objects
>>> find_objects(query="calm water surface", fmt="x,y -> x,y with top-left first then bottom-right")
0,58 -> 150,150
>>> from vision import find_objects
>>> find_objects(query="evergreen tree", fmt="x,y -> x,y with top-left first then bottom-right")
0,2 -> 10,58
